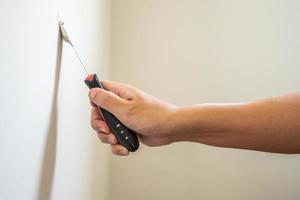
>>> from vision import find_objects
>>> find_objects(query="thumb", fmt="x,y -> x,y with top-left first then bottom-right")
89,88 -> 128,115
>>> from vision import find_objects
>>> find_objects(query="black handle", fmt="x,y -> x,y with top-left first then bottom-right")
84,74 -> 139,152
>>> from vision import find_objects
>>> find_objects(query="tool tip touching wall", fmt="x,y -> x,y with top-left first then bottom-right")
59,21 -> 90,76
59,21 -> 72,45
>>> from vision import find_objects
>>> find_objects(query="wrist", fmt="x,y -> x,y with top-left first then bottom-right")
166,104 -> 238,143
166,106 -> 201,143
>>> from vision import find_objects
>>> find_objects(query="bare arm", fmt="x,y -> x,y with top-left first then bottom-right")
89,81 -> 300,155
171,93 -> 300,153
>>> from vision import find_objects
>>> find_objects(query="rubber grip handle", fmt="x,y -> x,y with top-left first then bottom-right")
84,74 -> 139,152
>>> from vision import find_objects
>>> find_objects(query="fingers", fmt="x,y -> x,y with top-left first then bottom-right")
89,81 -> 133,156
89,88 -> 128,115
97,132 -> 118,144
111,144 -> 129,156
90,107 -> 110,132
101,80 -> 136,100
96,132 -> 129,156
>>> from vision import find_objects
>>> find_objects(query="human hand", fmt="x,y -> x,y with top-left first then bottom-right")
89,80 -> 177,156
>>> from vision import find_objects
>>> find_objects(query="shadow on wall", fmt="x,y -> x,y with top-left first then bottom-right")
37,24 -> 63,200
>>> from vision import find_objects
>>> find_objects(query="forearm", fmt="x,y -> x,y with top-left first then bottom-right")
171,93 -> 300,153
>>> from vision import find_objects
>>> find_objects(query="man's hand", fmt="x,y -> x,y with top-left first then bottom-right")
89,81 -> 300,155
89,80 -> 177,156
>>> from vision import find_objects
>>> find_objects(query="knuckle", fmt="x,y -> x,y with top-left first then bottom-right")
125,84 -> 134,90
91,120 -> 104,132
124,83 -> 132,89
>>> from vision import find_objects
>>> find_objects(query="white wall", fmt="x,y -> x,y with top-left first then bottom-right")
110,1 -> 300,200
1,1 -> 300,200
0,0 -> 110,199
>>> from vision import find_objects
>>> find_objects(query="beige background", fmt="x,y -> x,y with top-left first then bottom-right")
1,0 -> 300,200
109,0 -> 300,200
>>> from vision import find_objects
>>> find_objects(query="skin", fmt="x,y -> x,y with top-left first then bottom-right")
89,80 -> 300,156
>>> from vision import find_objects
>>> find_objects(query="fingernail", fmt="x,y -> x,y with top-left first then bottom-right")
120,149 -> 128,155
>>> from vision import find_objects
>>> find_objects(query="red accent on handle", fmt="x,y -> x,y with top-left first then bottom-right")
85,74 -> 94,81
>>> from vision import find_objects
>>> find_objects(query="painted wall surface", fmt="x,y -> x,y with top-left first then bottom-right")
1,1 -> 300,200
110,1 -> 300,200
0,0 -> 110,199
